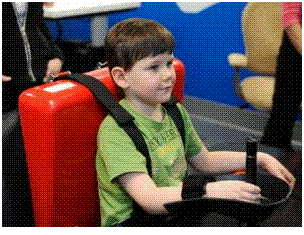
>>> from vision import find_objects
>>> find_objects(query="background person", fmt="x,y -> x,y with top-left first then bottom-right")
2,2 -> 64,227
2,2 -> 64,113
261,2 -> 302,151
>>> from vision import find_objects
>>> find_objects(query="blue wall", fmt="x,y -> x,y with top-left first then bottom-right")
47,2 -> 255,108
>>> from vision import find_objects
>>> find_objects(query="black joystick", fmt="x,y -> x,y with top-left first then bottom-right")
246,136 -> 257,185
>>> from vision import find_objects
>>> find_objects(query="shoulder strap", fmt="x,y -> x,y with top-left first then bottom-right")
163,97 -> 186,149
64,74 -> 152,177
120,123 -> 152,176
67,74 -> 134,125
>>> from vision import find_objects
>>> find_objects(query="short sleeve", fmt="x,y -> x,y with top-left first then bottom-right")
97,115 -> 148,181
176,103 -> 204,160
282,2 -> 302,29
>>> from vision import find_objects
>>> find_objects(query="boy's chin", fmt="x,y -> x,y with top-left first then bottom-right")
143,93 -> 172,106
157,92 -> 172,104
163,93 -> 172,103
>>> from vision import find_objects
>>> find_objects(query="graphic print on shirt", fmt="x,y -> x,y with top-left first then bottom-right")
147,128 -> 187,186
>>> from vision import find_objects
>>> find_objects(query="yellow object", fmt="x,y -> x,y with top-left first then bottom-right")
228,3 -> 285,111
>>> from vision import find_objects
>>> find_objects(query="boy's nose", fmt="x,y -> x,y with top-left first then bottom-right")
162,69 -> 175,82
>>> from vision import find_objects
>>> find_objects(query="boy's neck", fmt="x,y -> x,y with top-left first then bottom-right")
125,97 -> 164,122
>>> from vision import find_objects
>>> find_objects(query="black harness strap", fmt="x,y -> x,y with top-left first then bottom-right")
63,73 -> 185,178
67,74 -> 134,125
120,122 -> 152,176
163,97 -> 186,148
65,74 -> 152,176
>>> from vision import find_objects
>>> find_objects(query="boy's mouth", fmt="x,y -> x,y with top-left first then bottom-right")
159,85 -> 173,90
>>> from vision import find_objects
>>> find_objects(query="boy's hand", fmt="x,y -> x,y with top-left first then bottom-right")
258,153 -> 296,188
205,181 -> 262,203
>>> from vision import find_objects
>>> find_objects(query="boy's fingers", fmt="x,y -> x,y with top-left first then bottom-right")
281,169 -> 296,187
241,183 -> 261,194
240,191 -> 262,202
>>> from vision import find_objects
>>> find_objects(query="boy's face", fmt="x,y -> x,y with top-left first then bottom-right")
124,53 -> 176,106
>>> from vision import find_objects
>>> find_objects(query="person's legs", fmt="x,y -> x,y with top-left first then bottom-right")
2,116 -> 34,227
261,32 -> 302,150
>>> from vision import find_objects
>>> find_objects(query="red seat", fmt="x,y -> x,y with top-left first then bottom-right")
19,59 -> 185,227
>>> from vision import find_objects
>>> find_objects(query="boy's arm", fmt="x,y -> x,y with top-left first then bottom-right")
286,24 -> 302,54
178,103 -> 248,174
118,172 -> 182,215
189,148 -> 295,187
189,148 -> 247,174
189,145 -> 272,174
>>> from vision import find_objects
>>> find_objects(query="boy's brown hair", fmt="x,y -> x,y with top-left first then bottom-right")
104,18 -> 175,72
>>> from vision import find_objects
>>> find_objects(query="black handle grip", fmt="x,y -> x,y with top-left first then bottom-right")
246,136 -> 257,185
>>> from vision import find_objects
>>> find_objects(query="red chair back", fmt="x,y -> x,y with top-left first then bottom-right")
19,59 -> 185,227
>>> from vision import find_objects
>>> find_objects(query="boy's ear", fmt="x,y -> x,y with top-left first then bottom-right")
111,67 -> 129,89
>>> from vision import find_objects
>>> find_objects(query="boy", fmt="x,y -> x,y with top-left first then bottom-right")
96,18 -> 295,227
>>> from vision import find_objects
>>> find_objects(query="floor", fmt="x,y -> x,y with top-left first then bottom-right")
184,95 -> 302,150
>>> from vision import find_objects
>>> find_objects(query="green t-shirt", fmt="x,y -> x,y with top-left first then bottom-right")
96,99 -> 204,226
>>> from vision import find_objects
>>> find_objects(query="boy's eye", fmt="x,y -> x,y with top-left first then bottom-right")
149,65 -> 159,71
